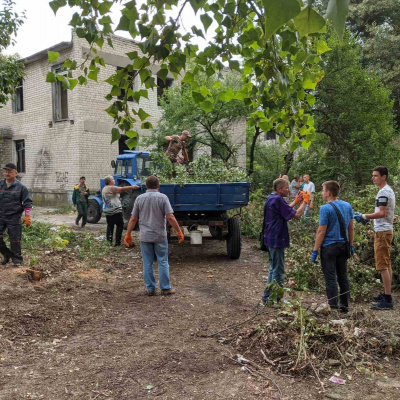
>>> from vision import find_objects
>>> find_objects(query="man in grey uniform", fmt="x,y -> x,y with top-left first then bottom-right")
0,163 -> 33,267
124,176 -> 184,295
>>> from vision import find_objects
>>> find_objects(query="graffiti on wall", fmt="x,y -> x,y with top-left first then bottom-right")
33,149 -> 51,188
56,171 -> 68,190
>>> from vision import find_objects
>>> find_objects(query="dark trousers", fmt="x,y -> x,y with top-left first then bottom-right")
76,202 -> 88,226
320,242 -> 350,310
106,213 -> 124,246
0,220 -> 23,263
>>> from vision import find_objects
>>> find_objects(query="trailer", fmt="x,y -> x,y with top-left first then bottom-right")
87,151 -> 250,259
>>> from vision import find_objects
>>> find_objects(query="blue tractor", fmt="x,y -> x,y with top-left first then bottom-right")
87,150 -> 152,226
87,150 -> 250,259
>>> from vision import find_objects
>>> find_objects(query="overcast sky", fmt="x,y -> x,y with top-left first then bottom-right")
4,0 -> 207,58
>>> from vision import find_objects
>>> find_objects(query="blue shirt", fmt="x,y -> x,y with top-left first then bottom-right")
263,193 -> 296,249
319,200 -> 353,247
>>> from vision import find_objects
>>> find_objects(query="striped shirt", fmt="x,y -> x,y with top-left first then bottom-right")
263,193 -> 296,249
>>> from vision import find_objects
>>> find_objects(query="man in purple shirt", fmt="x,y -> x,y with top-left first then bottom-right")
261,178 -> 310,305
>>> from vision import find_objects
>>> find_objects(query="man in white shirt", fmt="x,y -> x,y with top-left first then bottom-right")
302,174 -> 315,217
354,166 -> 395,310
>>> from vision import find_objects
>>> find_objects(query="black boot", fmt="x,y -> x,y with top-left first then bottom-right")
1,254 -> 10,265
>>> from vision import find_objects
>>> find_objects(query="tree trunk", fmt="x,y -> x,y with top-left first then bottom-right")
282,151 -> 294,175
248,126 -> 261,176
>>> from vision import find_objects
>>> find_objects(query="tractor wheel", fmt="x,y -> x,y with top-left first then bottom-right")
226,217 -> 242,259
87,199 -> 102,224
120,186 -> 140,228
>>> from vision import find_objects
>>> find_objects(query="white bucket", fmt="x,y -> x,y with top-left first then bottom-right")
189,230 -> 203,245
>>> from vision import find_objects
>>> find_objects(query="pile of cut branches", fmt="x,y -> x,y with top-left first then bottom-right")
222,301 -> 400,378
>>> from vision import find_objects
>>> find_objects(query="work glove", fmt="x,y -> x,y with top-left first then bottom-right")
177,230 -> 184,244
302,191 -> 311,204
310,201 -> 314,209
22,215 -> 31,228
354,212 -> 369,225
311,250 -> 318,264
350,245 -> 354,257
293,192 -> 303,205
124,232 -> 133,248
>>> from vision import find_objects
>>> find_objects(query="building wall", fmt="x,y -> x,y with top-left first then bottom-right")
0,31 -> 247,205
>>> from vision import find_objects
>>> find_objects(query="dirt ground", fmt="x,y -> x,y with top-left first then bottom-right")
0,208 -> 399,400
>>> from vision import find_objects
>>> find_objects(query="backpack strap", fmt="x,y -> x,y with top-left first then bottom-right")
329,202 -> 348,243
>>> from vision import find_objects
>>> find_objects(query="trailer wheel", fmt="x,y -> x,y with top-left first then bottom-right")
87,199 -> 102,224
226,217 -> 241,259
209,226 -> 223,238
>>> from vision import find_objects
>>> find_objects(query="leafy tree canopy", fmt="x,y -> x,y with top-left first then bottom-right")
293,31 -> 399,186
0,0 -> 25,108
146,69 -> 250,165
48,0 -> 349,149
347,0 -> 400,119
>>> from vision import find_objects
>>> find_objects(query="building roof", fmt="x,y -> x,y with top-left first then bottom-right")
21,41 -> 73,64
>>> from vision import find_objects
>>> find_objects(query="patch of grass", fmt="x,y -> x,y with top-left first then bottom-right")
45,204 -> 75,214
21,223 -> 114,261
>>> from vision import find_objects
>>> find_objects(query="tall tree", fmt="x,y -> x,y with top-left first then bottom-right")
0,0 -> 24,108
347,0 -> 400,121
147,71 -> 250,165
295,32 -> 399,185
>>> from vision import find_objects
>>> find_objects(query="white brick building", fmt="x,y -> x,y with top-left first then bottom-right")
0,30 -> 246,206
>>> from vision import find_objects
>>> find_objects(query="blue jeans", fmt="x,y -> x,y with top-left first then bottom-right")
262,247 -> 285,300
140,241 -> 171,291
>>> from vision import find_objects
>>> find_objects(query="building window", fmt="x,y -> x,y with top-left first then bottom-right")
117,67 -> 137,101
52,65 -> 68,121
265,130 -> 277,141
157,77 -> 173,105
15,140 -> 25,173
12,78 -> 24,113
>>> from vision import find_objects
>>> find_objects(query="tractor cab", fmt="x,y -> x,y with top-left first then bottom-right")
110,150 -> 153,187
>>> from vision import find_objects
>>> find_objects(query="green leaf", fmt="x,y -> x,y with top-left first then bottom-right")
111,128 -> 121,143
141,121 -> 153,129
200,13 -> 213,32
259,120 -> 272,132
48,51 -> 60,63
68,79 -> 78,90
49,0 -> 64,15
316,40 -> 331,55
199,100 -> 214,113
99,1 -> 113,15
126,130 -> 138,138
88,70 -> 99,81
45,72 -> 56,83
307,93 -> 315,106
213,81 -> 221,89
263,0 -> 301,40
182,71 -> 194,84
125,136 -> 138,149
116,15 -> 130,31
157,68 -> 169,84
302,79 -> 317,90
301,139 -> 312,149
138,108 -> 150,121
294,8 -> 326,37
326,0 -> 349,40
228,60 -> 240,72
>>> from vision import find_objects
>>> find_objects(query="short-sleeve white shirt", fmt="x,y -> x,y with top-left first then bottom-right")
303,181 -> 315,193
374,184 -> 395,232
